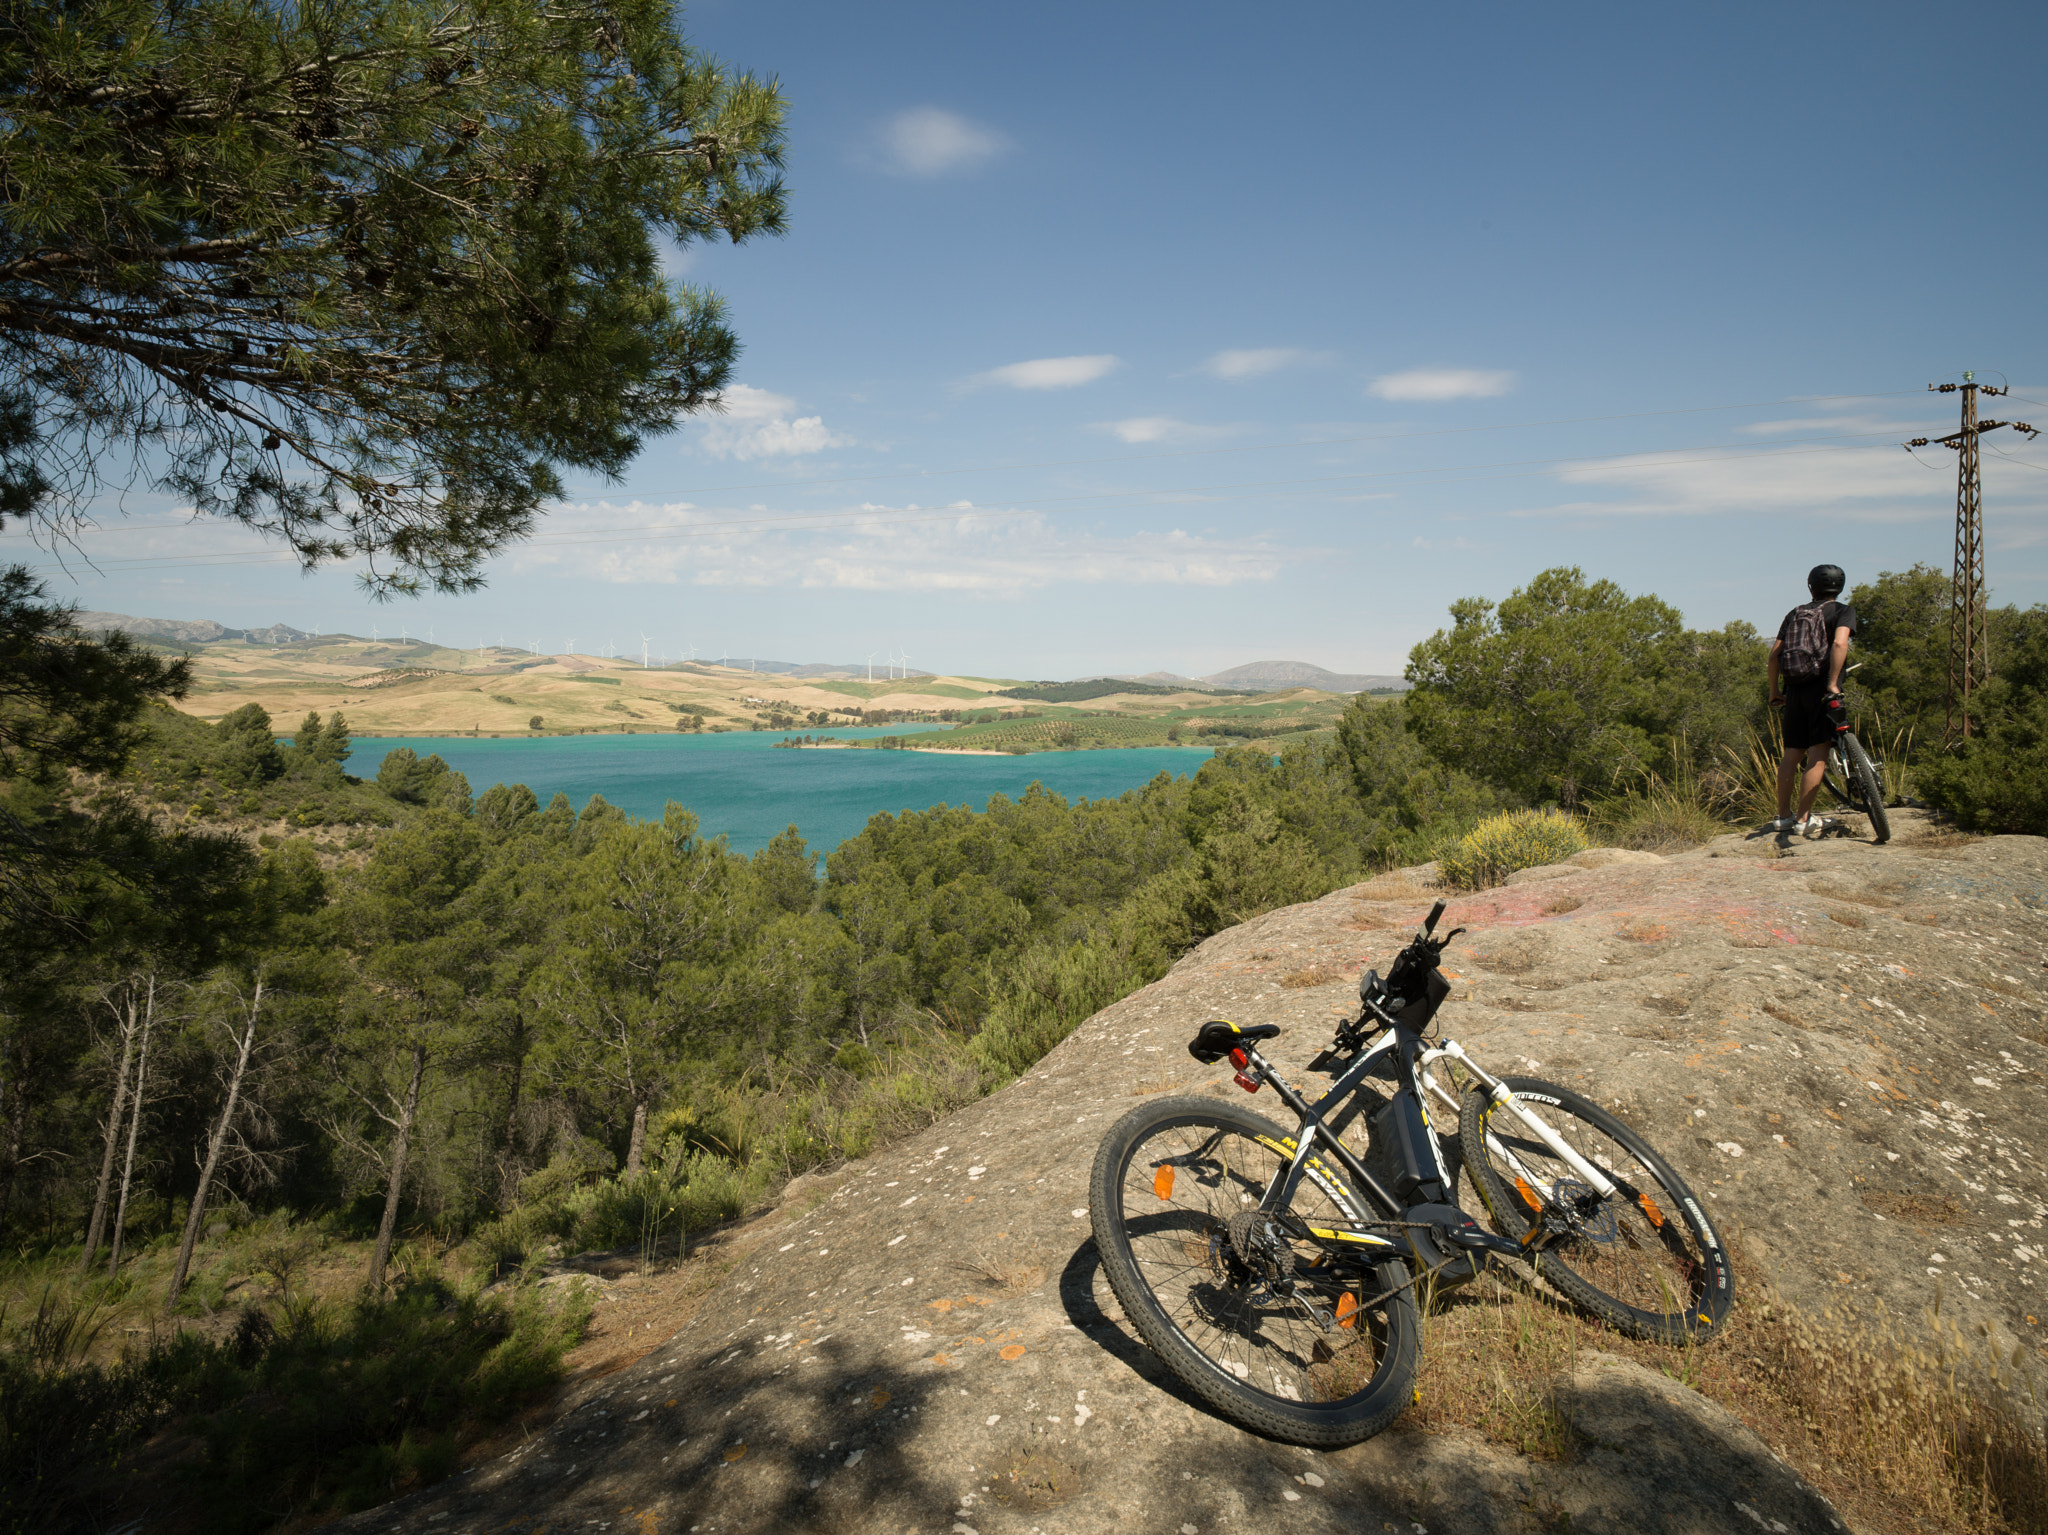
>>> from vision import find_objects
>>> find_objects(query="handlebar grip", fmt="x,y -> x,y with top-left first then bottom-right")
1425,899 -> 1446,933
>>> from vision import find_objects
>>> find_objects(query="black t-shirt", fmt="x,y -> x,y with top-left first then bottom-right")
1775,599 -> 1858,685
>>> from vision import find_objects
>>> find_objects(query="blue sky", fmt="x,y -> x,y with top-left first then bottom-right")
12,0 -> 2048,677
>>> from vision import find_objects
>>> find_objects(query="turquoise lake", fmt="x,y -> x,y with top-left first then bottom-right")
358,729 -> 1219,856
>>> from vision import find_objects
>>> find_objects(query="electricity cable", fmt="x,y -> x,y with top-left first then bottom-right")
11,389 -> 1930,537
17,435 -> 1913,576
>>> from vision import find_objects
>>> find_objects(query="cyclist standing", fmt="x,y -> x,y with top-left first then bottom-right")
1765,564 -> 1857,835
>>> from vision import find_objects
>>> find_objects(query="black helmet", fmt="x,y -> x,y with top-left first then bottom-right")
1807,564 -> 1845,598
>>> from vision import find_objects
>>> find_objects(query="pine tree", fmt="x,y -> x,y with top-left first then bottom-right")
316,711 -> 353,766
0,0 -> 787,594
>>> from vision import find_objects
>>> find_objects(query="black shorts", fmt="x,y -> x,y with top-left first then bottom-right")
1781,683 -> 1838,750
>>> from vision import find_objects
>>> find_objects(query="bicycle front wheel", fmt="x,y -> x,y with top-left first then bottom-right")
1460,1078 -> 1732,1343
1841,733 -> 1891,844
1090,1095 -> 1421,1446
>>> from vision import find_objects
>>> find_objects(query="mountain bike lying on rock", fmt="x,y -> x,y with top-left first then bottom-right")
1089,901 -> 1732,1446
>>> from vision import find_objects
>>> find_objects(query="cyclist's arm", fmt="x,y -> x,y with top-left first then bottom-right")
1825,627 -> 1851,692
1766,638 -> 1783,703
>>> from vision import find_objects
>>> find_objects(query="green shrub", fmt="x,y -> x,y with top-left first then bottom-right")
0,1281 -> 589,1535
832,1042 -> 878,1077
970,916 -> 1167,1079
515,1138 -> 615,1207
1437,810 -> 1589,890
1916,698 -> 2048,835
557,1155 -> 753,1255
185,1279 -> 590,1526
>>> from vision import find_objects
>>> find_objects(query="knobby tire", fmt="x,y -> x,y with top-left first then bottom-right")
1459,1077 -> 1732,1343
1841,733 -> 1891,844
1090,1095 -> 1421,1446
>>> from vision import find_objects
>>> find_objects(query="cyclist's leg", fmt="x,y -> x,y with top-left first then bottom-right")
1794,743 -> 1829,820
1774,745 -> 1801,819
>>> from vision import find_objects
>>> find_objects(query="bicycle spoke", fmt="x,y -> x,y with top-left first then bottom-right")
1108,1113 -> 1406,1407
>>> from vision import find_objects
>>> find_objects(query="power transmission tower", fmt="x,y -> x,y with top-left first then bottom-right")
1906,372 -> 2038,741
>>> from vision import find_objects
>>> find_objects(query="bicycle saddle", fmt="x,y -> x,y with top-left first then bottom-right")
1188,1020 -> 1280,1064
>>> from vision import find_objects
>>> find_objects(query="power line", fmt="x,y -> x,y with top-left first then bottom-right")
554,389 -> 1927,501
7,388 -> 1929,539
13,434 -> 1913,577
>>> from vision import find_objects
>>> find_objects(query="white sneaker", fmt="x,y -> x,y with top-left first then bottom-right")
1802,816 -> 1836,839
1764,815 -> 1798,833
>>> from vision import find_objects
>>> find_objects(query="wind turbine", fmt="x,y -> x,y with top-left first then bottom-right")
641,634 -> 651,669
898,646 -> 913,680
866,651 -> 876,683
567,637 -> 576,656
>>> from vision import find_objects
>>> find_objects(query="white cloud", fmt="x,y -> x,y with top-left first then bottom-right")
1200,348 -> 1319,381
692,384 -> 852,461
876,107 -> 1006,175
1096,416 -> 1238,445
1368,368 -> 1516,402
1741,413 -> 1914,437
969,355 -> 1120,391
1520,440 -> 2048,535
513,500 -> 1295,593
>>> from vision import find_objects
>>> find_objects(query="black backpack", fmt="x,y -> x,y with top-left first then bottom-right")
1780,601 -> 1833,683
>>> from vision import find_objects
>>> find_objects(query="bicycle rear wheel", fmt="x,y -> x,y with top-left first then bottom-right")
1841,733 -> 1891,844
1460,1077 -> 1732,1343
1090,1096 -> 1420,1446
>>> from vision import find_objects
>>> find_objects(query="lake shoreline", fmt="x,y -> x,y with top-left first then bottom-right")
352,732 -> 1216,856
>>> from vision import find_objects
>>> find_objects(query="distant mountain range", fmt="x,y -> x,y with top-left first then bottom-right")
679,659 -> 934,680
73,611 -> 313,646
68,612 -> 1403,691
1122,661 -> 1408,694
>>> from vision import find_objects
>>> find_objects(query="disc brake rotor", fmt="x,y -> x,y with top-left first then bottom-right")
1551,1179 -> 1617,1243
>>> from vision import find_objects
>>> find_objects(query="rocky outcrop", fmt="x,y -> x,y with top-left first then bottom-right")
335,810 -> 2046,1535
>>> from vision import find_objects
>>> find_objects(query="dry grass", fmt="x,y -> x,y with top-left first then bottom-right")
1918,828 -> 1986,850
1354,875 -> 1429,904
1413,1282 -> 1587,1461
1729,718 -> 1792,823
950,1252 -> 1047,1294
1860,1190 -> 1968,1226
1411,1251 -> 2048,1535
1279,963 -> 1342,990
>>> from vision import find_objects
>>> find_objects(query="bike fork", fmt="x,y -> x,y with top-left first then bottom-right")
1423,1040 -> 1621,1201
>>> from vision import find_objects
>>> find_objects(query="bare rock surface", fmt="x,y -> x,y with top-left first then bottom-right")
334,810 -> 2046,1535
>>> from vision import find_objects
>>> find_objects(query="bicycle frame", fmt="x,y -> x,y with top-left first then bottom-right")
1238,1024 -> 1619,1236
